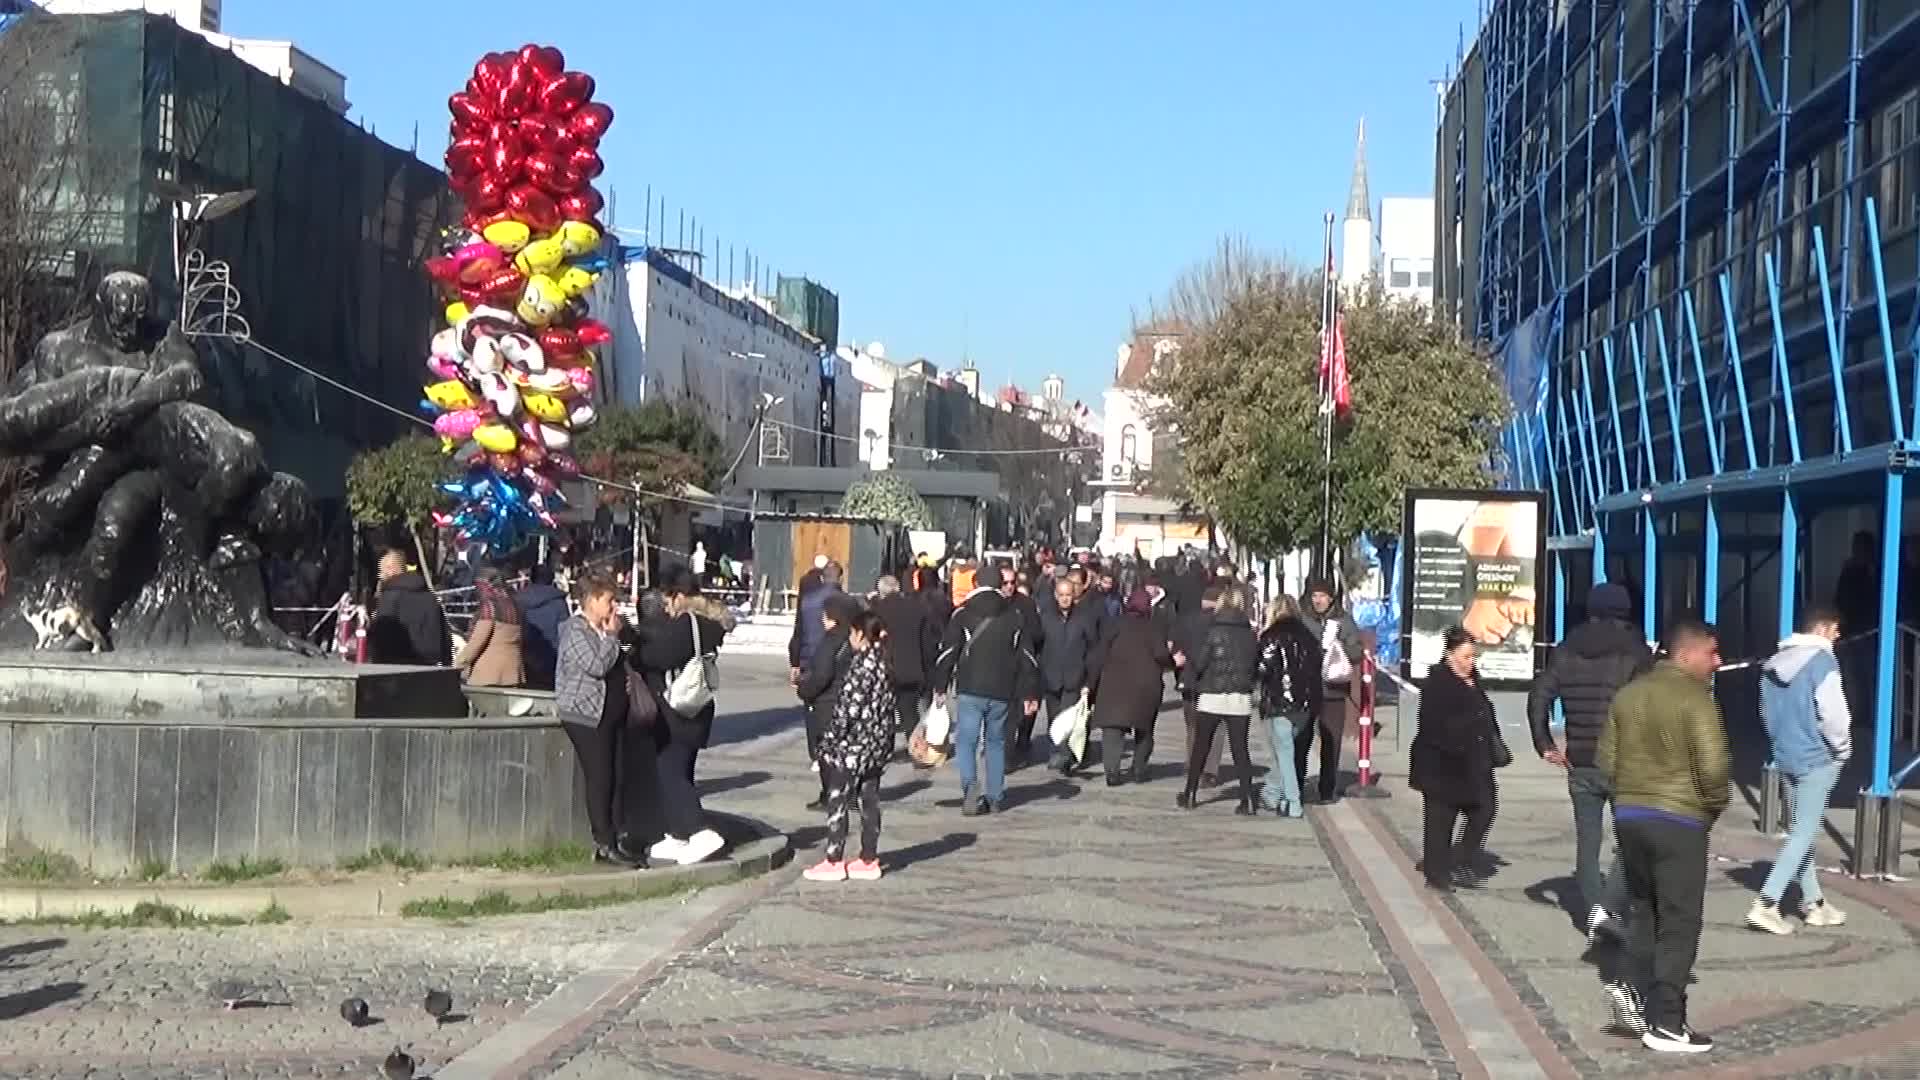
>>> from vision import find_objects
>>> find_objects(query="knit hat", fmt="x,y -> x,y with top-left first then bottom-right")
1588,582 -> 1632,620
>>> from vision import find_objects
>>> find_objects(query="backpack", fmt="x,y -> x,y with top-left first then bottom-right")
665,613 -> 719,714
1262,628 -> 1316,713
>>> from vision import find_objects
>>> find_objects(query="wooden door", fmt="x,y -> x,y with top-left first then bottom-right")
791,521 -> 851,587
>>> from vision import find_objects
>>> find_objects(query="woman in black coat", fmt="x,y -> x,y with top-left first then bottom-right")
1179,588 -> 1260,813
1087,588 -> 1172,786
1409,625 -> 1499,892
631,585 -> 729,867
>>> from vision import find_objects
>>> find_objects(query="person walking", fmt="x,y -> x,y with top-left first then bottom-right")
1173,585 -> 1225,784
1526,581 -> 1651,942
453,567 -> 525,688
790,563 -> 846,803
1747,608 -> 1852,935
515,564 -> 570,690
1177,588 -> 1261,813
872,574 -> 938,736
1409,626 -> 1500,892
1300,578 -> 1364,803
1003,563 -> 1048,762
1256,595 -> 1323,818
1088,587 -> 1172,785
931,575 -> 1040,815
368,549 -> 452,666
555,573 -> 649,868
630,576 -> 729,866
1599,618 -> 1729,1054
1038,573 -> 1103,774
797,592 -> 863,811
804,610 -> 898,882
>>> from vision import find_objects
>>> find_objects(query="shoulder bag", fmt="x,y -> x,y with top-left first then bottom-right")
666,613 -> 719,714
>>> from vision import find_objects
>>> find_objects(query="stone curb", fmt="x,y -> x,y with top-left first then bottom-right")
0,812 -> 792,922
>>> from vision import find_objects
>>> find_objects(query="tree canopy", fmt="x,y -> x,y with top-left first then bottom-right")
573,399 -> 724,506
1144,252 -> 1507,557
838,471 -> 934,529
345,436 -> 453,530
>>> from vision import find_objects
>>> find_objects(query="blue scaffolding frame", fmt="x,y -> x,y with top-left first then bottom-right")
1445,0 -> 1920,812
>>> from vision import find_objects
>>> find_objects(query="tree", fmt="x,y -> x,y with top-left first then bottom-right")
345,436 -> 453,583
1144,248 -> 1508,559
838,471 -> 934,529
573,399 -> 723,505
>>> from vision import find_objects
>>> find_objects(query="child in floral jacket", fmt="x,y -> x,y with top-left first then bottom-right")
805,610 -> 898,882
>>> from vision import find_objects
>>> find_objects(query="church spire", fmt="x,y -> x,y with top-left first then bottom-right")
1344,118 -> 1371,222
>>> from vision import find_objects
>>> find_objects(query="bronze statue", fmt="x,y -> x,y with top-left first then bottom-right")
0,272 -> 318,654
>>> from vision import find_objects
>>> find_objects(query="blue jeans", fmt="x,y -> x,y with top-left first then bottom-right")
951,693 -> 1009,803
1568,766 -> 1630,917
1261,710 -> 1309,815
1760,759 -> 1842,907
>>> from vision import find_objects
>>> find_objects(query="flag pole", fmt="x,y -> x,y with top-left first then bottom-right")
1317,211 -> 1336,584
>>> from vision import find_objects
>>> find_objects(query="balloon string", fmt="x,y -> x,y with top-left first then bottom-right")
214,333 -> 741,514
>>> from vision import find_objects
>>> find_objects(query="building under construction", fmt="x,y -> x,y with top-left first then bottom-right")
1437,0 -> 1920,864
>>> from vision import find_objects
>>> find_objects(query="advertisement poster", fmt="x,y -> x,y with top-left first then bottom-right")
1402,490 -> 1544,685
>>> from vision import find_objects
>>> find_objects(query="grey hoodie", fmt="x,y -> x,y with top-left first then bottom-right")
1762,633 -> 1852,763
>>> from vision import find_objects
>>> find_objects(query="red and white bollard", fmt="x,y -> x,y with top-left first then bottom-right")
1347,651 -> 1390,799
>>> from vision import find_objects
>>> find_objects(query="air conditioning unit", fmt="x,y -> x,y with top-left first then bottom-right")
1109,461 -> 1133,483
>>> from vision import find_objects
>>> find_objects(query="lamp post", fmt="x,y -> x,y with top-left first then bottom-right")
161,184 -> 255,322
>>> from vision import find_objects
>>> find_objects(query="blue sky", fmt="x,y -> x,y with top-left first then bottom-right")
234,1 -> 1482,403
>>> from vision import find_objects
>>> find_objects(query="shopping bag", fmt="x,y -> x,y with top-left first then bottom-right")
1049,695 -> 1089,761
922,696 -> 951,745
909,697 -> 952,769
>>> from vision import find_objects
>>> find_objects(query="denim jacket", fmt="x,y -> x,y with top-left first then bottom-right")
1760,633 -> 1852,775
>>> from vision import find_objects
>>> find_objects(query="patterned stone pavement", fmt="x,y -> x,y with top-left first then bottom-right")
1362,690 -> 1920,1079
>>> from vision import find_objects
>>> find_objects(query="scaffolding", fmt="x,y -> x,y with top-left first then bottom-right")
1440,0 -> 1920,872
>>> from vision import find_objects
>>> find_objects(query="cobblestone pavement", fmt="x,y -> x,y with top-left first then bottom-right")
1363,691 -> 1920,1079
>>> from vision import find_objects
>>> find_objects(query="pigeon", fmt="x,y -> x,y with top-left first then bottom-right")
423,989 -> 453,1024
211,979 -> 255,1010
338,995 -> 370,1027
381,1047 -> 415,1080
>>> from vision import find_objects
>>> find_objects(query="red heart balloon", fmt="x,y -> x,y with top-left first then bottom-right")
474,52 -> 513,92
566,146 -> 604,179
519,43 -> 565,78
529,157 -> 583,196
566,102 -> 613,146
445,135 -> 487,177
557,189 -> 603,222
457,252 -> 506,287
424,256 -> 460,285
540,72 -> 595,117
506,185 -> 561,233
537,327 -> 582,361
486,139 -> 526,183
469,172 -> 509,213
448,92 -> 492,129
524,151 -> 563,187
477,267 -> 527,300
575,319 -> 613,347
497,66 -> 537,120
489,451 -> 521,474
516,113 -> 557,149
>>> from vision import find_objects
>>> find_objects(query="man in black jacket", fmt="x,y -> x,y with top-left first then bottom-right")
797,591 -> 863,811
1000,563 -> 1048,761
515,564 -> 569,690
871,574 -> 937,735
1039,574 -> 1103,774
369,549 -> 451,666
932,580 -> 1040,815
1173,585 -> 1225,782
1527,581 -> 1653,942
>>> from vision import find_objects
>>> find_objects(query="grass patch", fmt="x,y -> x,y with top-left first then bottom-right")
400,872 -> 723,920
9,900 -> 291,929
138,859 -> 169,882
0,850 -> 84,882
448,843 -> 594,873
199,856 -> 287,884
336,845 -> 430,873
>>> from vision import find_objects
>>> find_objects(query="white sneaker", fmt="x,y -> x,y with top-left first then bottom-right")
649,835 -> 688,862
1803,900 -> 1848,927
1642,1023 -> 1713,1053
1587,905 -> 1620,946
674,828 -> 725,865
1745,899 -> 1794,936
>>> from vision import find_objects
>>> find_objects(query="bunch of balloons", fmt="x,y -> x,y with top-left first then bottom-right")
417,43 -> 617,551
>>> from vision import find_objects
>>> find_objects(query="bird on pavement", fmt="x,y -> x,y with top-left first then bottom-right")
381,1047 -> 415,1080
338,996 -> 370,1027
423,988 -> 453,1024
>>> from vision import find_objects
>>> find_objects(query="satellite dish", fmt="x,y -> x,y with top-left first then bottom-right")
867,341 -> 887,360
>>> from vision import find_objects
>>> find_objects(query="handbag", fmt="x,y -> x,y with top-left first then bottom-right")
1486,700 -> 1513,768
624,663 -> 658,729
665,612 -> 718,715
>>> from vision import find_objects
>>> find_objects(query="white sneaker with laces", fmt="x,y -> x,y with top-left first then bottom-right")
1642,1023 -> 1713,1053
1587,905 -> 1619,946
675,828 -> 725,865
1803,900 -> 1848,927
649,835 -> 688,862
1745,898 -> 1794,935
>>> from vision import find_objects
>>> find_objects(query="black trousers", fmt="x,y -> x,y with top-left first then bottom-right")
563,716 -> 659,849
1421,795 -> 1495,888
821,762 -> 882,862
894,684 -> 926,736
1185,711 -> 1255,806
1295,690 -> 1347,800
804,699 -> 831,798
1615,816 -> 1709,1031
656,716 -> 710,839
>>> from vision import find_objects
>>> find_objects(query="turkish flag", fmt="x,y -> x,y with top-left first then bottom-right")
1320,312 -> 1352,416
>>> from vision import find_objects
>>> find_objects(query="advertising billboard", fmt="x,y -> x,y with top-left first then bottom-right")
1401,489 -> 1546,686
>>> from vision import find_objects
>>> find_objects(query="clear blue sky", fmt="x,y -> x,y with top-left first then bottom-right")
233,1 -> 1482,404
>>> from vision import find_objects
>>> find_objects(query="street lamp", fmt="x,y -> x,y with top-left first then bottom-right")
158,182 -> 255,322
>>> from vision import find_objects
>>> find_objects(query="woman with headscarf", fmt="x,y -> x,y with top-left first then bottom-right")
1086,588 -> 1173,786
1410,624 -> 1500,892
454,566 -> 525,688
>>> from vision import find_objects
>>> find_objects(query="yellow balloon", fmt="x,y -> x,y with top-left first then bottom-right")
444,301 -> 470,326
514,236 -> 565,277
473,422 -> 518,453
424,380 -> 475,410
556,220 -> 602,258
516,275 -> 563,328
482,219 -> 531,253
555,267 -> 597,299
522,391 -> 569,423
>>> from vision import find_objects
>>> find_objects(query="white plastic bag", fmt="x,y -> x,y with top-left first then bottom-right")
1320,620 -> 1353,683
922,696 -> 951,745
1049,695 -> 1089,761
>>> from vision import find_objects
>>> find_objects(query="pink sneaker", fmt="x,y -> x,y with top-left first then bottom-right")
844,858 -> 882,881
802,859 -> 847,882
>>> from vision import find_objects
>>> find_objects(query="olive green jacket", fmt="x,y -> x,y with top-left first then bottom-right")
1598,662 -> 1731,825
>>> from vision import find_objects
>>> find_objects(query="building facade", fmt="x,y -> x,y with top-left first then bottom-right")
1380,195 -> 1437,306
1438,0 -> 1920,833
1095,325 -> 1210,558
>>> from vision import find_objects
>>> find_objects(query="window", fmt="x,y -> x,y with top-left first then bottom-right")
1389,257 -> 1413,289
1119,424 -> 1138,466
